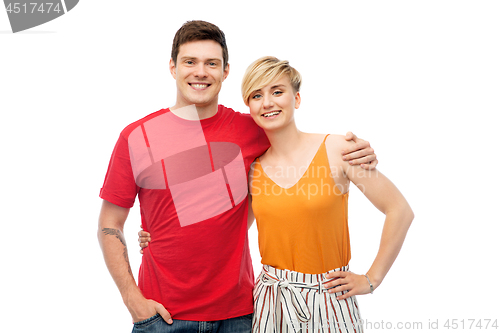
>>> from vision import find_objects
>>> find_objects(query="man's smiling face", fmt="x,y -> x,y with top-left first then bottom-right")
170,39 -> 229,111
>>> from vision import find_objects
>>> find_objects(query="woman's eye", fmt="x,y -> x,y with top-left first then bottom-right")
252,94 -> 262,99
273,91 -> 283,96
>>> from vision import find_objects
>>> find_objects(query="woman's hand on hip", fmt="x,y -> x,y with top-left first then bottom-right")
324,271 -> 375,300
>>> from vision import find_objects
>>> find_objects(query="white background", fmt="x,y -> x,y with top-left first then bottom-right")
1,1 -> 499,332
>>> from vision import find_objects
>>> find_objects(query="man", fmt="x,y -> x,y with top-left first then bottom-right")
98,20 -> 377,333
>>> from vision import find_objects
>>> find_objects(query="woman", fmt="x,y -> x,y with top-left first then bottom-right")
140,56 -> 413,333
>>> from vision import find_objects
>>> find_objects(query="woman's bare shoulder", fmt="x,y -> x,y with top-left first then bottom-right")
325,133 -> 356,168
325,134 -> 352,151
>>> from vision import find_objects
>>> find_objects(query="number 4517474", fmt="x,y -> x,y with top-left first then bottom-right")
6,3 -> 62,14
444,319 -> 498,330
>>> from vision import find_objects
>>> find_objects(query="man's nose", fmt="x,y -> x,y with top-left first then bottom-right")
194,64 -> 208,77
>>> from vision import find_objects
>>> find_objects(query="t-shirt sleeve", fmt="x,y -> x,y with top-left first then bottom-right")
257,125 -> 271,155
99,133 -> 138,208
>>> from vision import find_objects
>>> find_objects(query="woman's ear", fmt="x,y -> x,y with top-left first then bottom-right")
294,91 -> 301,109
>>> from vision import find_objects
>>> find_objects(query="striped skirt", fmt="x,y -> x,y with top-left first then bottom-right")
252,265 -> 364,333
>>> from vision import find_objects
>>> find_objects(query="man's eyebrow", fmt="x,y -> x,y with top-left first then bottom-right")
179,56 -> 222,63
205,58 -> 222,63
179,56 -> 197,61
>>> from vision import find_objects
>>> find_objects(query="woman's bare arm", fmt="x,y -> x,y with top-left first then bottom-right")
324,136 -> 414,299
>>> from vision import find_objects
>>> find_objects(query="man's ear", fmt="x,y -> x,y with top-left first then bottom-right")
222,63 -> 230,81
169,58 -> 176,79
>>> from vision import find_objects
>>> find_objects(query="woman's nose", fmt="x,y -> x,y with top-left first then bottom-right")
263,94 -> 273,108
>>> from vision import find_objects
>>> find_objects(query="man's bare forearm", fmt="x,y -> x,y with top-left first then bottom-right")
98,226 -> 142,301
98,200 -> 172,323
101,227 -> 133,276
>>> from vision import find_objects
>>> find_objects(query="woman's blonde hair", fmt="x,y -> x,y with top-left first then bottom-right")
241,56 -> 302,106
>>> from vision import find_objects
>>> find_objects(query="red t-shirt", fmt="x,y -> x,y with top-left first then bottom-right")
100,105 -> 269,321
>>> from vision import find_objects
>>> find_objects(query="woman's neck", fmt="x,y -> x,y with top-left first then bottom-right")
263,123 -> 307,160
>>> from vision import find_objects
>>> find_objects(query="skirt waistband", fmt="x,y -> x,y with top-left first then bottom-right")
262,264 -> 349,284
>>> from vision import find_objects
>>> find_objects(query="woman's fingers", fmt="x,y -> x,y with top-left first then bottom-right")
325,272 -> 372,299
336,289 -> 356,300
138,230 -> 151,252
328,282 -> 350,294
325,270 -> 348,279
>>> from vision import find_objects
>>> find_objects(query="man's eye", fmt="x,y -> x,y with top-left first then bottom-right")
186,60 -> 194,65
208,62 -> 217,66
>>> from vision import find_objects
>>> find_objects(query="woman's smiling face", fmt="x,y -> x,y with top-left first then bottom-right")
248,75 -> 301,132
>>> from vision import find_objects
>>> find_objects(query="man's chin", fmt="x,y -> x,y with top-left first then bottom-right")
191,99 -> 217,108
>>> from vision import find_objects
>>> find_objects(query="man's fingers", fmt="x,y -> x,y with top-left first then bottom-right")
349,155 -> 377,166
345,131 -> 355,141
361,159 -> 378,170
155,304 -> 173,325
345,131 -> 360,142
342,133 -> 378,169
342,142 -> 371,157
343,148 -> 375,162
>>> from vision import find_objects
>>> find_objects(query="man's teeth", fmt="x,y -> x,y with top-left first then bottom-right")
263,111 -> 280,118
191,84 -> 208,89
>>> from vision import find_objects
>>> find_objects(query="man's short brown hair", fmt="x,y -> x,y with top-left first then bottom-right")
171,20 -> 229,69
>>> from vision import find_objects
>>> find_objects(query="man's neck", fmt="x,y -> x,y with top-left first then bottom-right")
170,102 -> 219,120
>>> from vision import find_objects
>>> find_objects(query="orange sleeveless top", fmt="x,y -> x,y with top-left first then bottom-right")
250,135 -> 351,274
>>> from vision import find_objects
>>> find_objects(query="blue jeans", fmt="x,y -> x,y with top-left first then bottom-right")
132,313 -> 253,333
